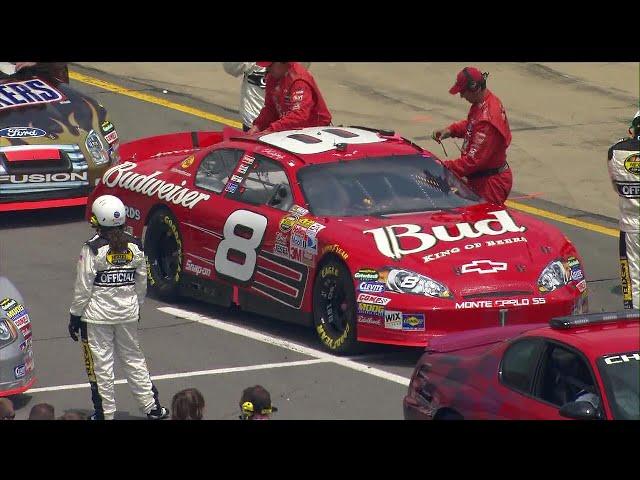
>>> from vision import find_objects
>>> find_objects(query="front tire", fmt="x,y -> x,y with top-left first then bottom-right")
312,259 -> 359,354
144,209 -> 183,301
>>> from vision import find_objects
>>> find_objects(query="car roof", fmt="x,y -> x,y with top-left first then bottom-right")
242,126 -> 424,164
523,321 -> 639,359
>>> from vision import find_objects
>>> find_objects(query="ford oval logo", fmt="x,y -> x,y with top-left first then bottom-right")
0,126 -> 47,138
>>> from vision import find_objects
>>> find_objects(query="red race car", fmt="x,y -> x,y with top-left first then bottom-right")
403,310 -> 640,420
88,126 -> 588,353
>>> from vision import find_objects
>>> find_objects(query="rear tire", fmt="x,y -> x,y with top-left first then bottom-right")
144,209 -> 183,302
312,259 -> 359,354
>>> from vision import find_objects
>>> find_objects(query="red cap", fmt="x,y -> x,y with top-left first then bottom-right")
256,62 -> 273,68
449,67 -> 484,95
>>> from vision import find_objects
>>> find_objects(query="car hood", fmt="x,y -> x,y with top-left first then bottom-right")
0,76 -> 108,147
318,204 -> 577,294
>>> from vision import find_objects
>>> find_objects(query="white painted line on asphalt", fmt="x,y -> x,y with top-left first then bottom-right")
28,358 -> 328,393
158,306 -> 411,387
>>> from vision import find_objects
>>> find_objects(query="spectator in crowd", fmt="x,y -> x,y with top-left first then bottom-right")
239,385 -> 278,420
0,397 -> 15,420
29,403 -> 55,420
59,410 -> 86,420
171,388 -> 205,420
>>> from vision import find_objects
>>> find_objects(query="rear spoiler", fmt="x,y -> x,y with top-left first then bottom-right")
118,127 -> 242,163
426,323 -> 547,354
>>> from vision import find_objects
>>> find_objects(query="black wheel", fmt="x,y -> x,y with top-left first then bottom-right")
144,209 -> 183,301
312,259 -> 359,354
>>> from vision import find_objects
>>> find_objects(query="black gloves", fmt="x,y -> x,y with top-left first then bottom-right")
68,314 -> 81,341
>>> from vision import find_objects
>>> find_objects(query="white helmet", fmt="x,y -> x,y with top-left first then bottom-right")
91,195 -> 126,227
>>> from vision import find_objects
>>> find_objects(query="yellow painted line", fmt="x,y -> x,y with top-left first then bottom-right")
506,200 -> 618,237
70,70 -> 618,239
69,70 -> 243,129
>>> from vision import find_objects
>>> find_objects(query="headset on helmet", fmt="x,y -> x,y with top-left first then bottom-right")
239,401 -> 274,420
462,67 -> 489,92
630,110 -> 640,138
90,195 -> 126,228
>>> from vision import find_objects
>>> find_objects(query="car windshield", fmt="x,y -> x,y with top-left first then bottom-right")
596,351 -> 639,420
297,154 -> 481,217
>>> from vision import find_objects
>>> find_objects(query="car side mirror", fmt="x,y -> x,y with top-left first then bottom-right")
559,401 -> 601,420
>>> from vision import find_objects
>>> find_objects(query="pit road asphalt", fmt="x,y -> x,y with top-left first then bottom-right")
0,65 -> 625,419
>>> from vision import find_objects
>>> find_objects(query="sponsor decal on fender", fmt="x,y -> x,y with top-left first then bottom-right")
354,269 -> 379,281
290,246 -> 314,265
279,216 -> 296,232
185,259 -> 212,277
357,315 -> 381,326
575,279 -> 587,293
181,155 -> 195,169
102,162 -> 210,209
288,205 -> 309,218
455,297 -> 546,309
0,172 -> 88,184
125,206 -> 141,221
384,310 -> 402,330
402,313 -> 425,331
12,314 -> 30,329
357,303 -> 385,316
101,120 -> 115,133
273,243 -> 289,258
14,364 -> 26,379
1,300 -> 26,320
364,210 -> 526,260
357,293 -> 392,306
0,126 -> 47,138
358,281 -> 385,293
104,130 -> 118,145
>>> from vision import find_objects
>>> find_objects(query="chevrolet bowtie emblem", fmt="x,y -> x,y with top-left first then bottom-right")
460,260 -> 508,274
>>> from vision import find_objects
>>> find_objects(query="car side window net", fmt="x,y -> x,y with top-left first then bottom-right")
195,149 -> 244,194
226,154 -> 293,211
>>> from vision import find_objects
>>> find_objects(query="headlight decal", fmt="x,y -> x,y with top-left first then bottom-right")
383,268 -> 451,299
537,259 -> 570,293
85,129 -> 109,165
